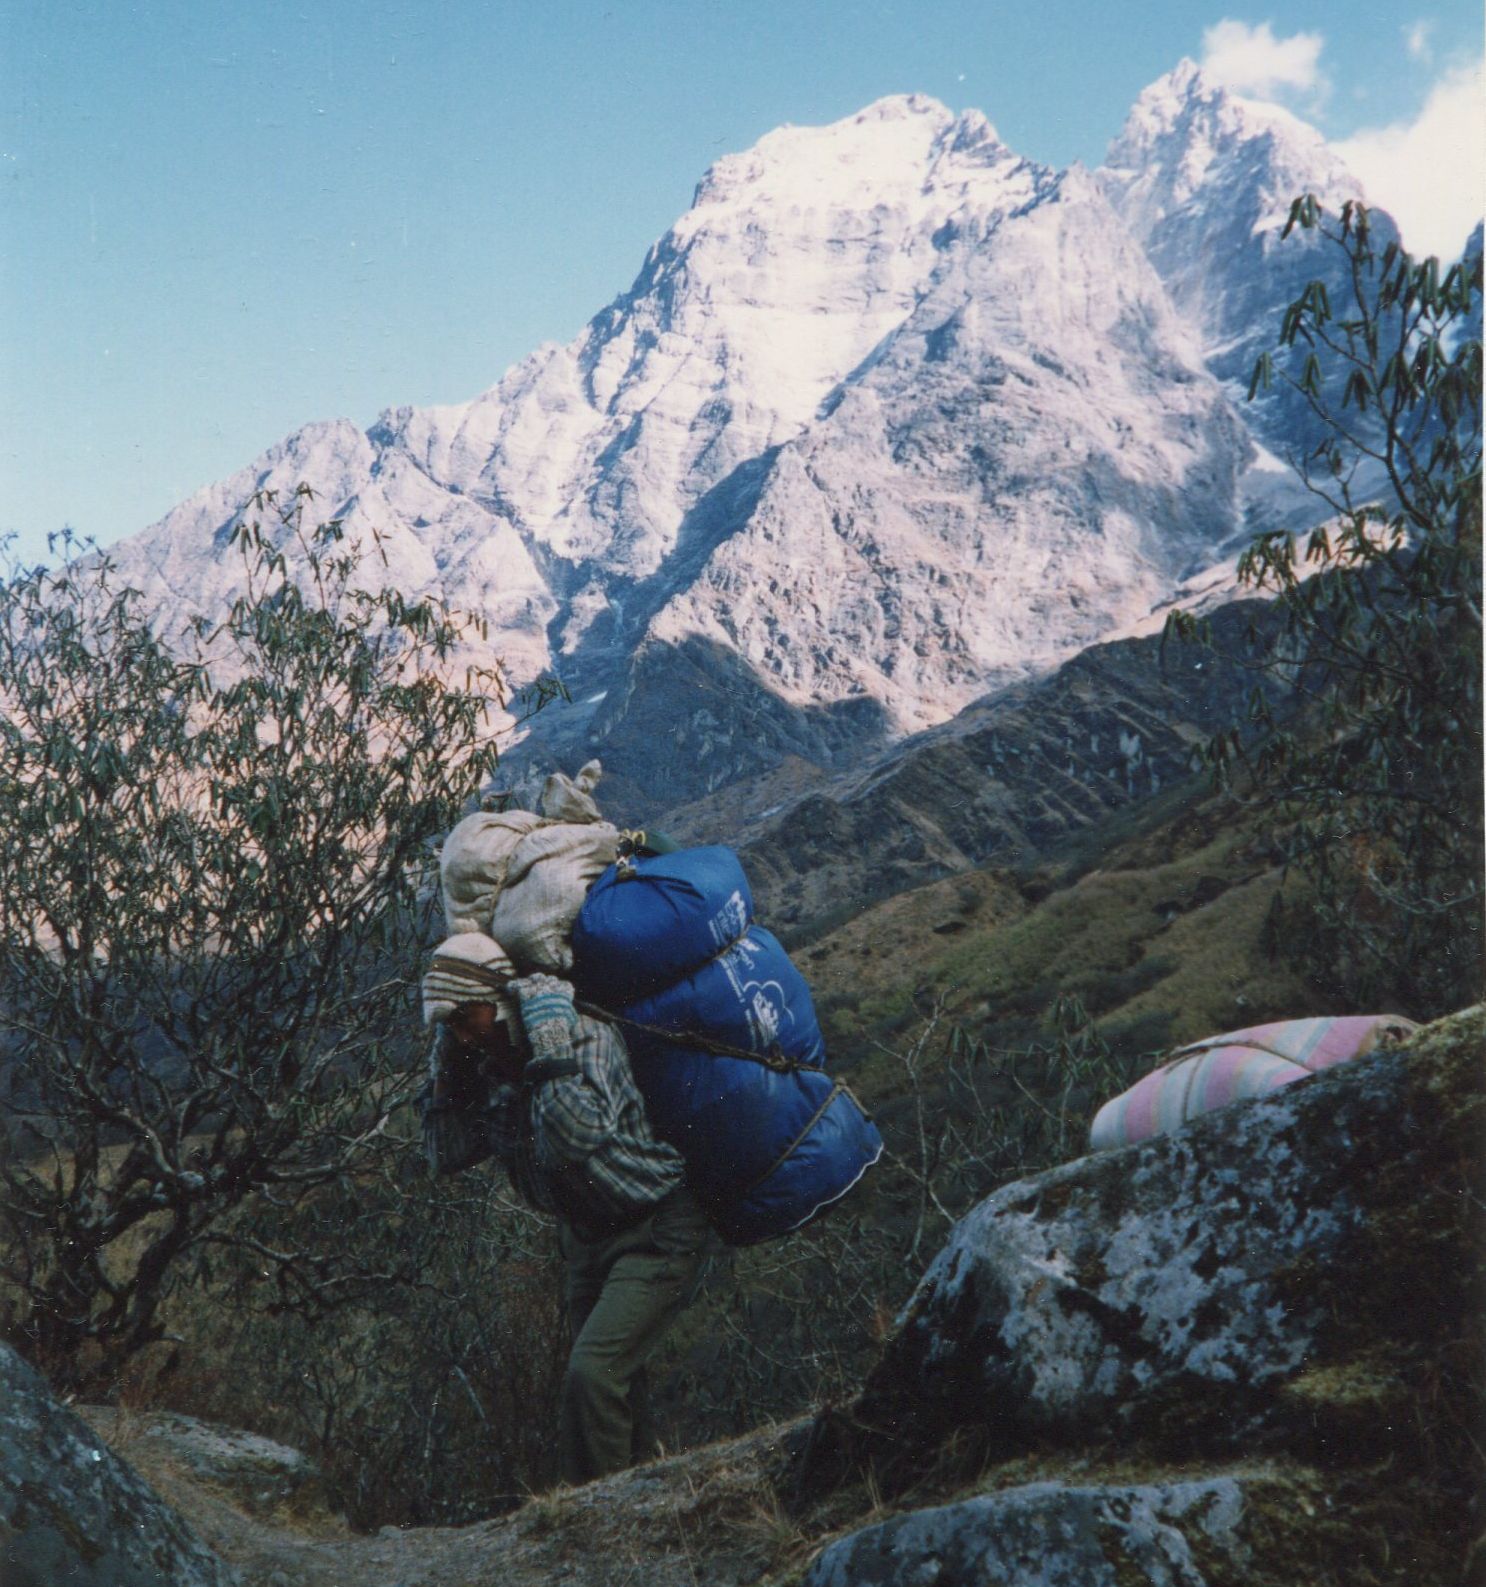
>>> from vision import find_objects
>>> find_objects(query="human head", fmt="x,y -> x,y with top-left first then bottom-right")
446,998 -> 524,1083
422,932 -> 520,1033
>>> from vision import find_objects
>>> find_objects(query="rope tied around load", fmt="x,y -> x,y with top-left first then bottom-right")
574,999 -> 824,1073
429,955 -> 826,1073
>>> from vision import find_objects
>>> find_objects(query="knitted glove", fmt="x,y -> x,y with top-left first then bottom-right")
511,973 -> 579,1068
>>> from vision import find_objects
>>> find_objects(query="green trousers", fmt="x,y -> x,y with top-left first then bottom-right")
557,1187 -> 711,1486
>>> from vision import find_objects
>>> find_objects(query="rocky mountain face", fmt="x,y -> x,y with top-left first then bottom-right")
102,63 -> 1379,816
667,593 -> 1293,940
1098,59 -> 1384,463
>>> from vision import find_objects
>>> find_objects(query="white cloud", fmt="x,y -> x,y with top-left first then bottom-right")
1404,21 -> 1433,62
1335,59 -> 1485,259
1200,19 -> 1325,99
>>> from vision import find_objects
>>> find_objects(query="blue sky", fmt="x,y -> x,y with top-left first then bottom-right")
3,2 -> 1482,564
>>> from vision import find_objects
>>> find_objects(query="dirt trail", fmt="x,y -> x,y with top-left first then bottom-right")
87,1410 -> 802,1587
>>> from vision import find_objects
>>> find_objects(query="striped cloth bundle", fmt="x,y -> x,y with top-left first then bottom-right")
1088,1014 -> 1418,1151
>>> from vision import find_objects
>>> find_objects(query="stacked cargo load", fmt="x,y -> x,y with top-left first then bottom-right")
437,765 -> 882,1244
573,847 -> 883,1245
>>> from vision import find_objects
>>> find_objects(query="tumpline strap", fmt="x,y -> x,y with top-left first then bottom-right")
428,956 -> 514,993
426,956 -> 825,1074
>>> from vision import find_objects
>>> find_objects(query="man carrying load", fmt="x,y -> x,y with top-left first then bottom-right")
419,761 -> 880,1485
421,933 -> 712,1487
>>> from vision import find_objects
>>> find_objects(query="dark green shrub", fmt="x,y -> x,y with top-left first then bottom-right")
0,490 -> 509,1391
1172,204 -> 1482,1017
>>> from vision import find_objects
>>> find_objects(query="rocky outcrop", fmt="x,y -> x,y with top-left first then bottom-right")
803,1477 -> 1258,1587
810,1009 -> 1480,1476
0,1343 -> 238,1587
786,1009 -> 1482,1583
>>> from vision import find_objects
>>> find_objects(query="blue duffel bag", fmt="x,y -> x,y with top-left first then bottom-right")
572,850 -> 882,1244
572,845 -> 753,1006
718,1076 -> 883,1247
618,926 -> 824,1179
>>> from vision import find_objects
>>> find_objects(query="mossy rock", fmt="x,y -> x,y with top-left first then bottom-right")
790,1008 -> 1483,1574
0,1344 -> 236,1587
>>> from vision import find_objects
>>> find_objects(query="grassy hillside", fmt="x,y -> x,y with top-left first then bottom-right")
802,780 -> 1333,1096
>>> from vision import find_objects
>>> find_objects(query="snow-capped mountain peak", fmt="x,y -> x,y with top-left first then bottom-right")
1103,59 -> 1362,241
1096,57 -> 1385,467
101,65 -> 1381,813
691,93 -> 964,212
395,96 -> 1052,587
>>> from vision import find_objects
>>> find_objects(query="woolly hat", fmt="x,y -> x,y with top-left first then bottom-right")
421,932 -> 519,1032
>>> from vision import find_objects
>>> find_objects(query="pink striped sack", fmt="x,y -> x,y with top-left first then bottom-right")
1088,1014 -> 1418,1151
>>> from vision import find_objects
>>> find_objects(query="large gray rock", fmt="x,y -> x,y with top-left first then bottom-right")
800,1010 -> 1480,1487
804,1478 -> 1252,1587
0,1343 -> 237,1587
79,1405 -> 333,1525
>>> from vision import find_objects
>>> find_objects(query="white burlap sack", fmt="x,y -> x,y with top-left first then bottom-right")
539,758 -> 605,823
488,820 -> 621,973
440,809 -> 549,935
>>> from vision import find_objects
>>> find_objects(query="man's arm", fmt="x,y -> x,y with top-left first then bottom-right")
418,1024 -> 496,1177
513,974 -> 628,1167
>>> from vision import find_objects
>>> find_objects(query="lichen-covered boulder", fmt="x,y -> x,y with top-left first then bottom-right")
809,1008 -> 1481,1484
0,1343 -> 238,1587
803,1478 -> 1253,1587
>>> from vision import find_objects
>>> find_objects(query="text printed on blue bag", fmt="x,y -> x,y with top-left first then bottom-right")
707,890 -> 750,951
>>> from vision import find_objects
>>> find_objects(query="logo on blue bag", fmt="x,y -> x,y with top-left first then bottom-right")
719,932 -> 792,1047
748,986 -> 784,1045
707,889 -> 749,950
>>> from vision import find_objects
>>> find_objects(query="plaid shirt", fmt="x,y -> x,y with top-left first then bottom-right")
483,1081 -> 550,1213
521,1014 -> 685,1237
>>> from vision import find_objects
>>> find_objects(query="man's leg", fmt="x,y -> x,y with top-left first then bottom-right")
628,1365 -> 659,1466
558,1190 -> 709,1485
